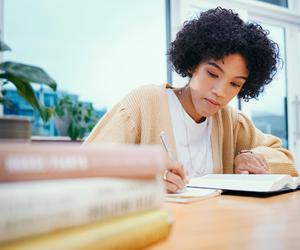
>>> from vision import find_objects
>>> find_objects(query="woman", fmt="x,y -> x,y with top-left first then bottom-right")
85,7 -> 298,193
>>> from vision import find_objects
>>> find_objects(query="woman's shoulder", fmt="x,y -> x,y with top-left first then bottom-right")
118,84 -> 168,112
219,105 -> 253,127
128,84 -> 167,96
219,105 -> 238,121
121,84 -> 167,103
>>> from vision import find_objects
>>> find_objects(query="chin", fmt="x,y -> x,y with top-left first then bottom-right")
194,102 -> 220,117
196,110 -> 211,117
197,109 -> 217,117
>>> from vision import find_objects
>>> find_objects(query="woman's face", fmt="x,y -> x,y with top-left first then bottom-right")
189,53 -> 248,118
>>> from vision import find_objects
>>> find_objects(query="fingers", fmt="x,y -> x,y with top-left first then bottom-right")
168,160 -> 189,184
255,153 -> 268,168
165,180 -> 179,193
234,152 -> 270,174
165,170 -> 185,188
164,161 -> 188,193
235,169 -> 250,174
237,164 -> 269,174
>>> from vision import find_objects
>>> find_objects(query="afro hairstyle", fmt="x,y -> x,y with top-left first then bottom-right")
168,7 -> 280,101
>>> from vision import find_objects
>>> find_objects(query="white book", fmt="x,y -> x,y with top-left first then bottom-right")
0,177 -> 164,243
188,174 -> 300,193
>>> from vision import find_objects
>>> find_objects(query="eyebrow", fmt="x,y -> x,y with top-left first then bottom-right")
207,62 -> 248,80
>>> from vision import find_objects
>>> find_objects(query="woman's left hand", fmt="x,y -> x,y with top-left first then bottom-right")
234,151 -> 270,174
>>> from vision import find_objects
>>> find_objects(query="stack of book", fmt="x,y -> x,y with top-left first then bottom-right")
0,116 -> 31,141
0,143 -> 172,250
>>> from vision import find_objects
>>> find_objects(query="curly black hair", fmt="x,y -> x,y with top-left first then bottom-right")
168,7 -> 280,101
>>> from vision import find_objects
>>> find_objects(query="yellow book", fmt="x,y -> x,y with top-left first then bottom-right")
0,210 -> 173,250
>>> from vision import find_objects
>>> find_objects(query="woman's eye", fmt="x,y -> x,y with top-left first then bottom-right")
207,71 -> 218,78
231,82 -> 241,88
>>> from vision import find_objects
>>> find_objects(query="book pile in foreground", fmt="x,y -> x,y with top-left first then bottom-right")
0,116 -> 31,140
0,143 -> 173,250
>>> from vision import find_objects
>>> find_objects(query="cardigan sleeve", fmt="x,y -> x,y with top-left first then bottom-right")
83,101 -> 139,145
234,111 -> 298,176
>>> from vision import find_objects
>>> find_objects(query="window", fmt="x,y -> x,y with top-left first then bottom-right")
169,0 -> 300,154
3,0 -> 167,136
256,0 -> 288,8
241,24 -> 288,147
4,0 -> 167,110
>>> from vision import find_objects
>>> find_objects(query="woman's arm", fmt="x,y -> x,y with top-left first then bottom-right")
234,111 -> 298,176
84,102 -> 138,145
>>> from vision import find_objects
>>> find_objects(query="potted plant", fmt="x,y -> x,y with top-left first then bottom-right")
54,95 -> 100,141
0,40 -> 57,140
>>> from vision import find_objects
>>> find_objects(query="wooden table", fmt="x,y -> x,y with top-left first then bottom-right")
149,191 -> 300,250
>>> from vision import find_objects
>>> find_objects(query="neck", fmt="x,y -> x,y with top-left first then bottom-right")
175,85 -> 206,123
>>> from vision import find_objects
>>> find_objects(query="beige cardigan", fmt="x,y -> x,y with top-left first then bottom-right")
85,84 -> 298,176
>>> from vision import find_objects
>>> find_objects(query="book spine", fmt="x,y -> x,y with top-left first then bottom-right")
0,209 -> 173,250
0,178 -> 165,242
0,144 -> 166,181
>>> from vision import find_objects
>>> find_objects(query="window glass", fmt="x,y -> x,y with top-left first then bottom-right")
256,0 -> 288,8
241,24 -> 288,147
4,0 -> 166,136
4,0 -> 166,109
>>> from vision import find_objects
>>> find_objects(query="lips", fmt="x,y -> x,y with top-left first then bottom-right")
205,98 -> 220,106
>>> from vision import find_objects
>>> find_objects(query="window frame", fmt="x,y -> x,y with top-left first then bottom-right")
0,0 -> 4,115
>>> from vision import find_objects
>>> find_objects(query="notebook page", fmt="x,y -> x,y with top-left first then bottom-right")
290,177 -> 300,189
188,174 -> 290,192
165,187 -> 221,203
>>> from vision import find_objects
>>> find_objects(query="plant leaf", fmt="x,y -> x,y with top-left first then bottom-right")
0,61 -> 57,91
68,123 -> 83,141
1,75 -> 53,122
0,41 -> 11,52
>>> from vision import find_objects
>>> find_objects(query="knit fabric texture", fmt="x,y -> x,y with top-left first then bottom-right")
84,84 -> 298,177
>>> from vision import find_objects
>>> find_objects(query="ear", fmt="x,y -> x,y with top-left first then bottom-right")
187,68 -> 194,76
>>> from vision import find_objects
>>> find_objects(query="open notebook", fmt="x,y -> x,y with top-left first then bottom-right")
165,188 -> 221,203
165,174 -> 299,202
187,174 -> 300,193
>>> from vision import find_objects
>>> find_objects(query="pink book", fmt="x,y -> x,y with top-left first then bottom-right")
0,143 -> 167,181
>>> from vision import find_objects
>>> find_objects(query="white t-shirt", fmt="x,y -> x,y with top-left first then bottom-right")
166,89 -> 213,178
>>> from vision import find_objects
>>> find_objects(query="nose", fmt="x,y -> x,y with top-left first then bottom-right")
211,81 -> 226,97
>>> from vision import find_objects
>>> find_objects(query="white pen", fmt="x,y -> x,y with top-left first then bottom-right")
159,131 -> 187,193
159,131 -> 176,161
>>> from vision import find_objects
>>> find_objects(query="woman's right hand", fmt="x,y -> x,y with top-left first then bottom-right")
163,160 -> 189,193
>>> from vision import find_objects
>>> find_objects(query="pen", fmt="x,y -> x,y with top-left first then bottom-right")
159,131 -> 187,193
159,131 -> 176,161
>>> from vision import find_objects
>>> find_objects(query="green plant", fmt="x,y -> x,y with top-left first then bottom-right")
0,40 -> 57,122
54,95 -> 100,141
